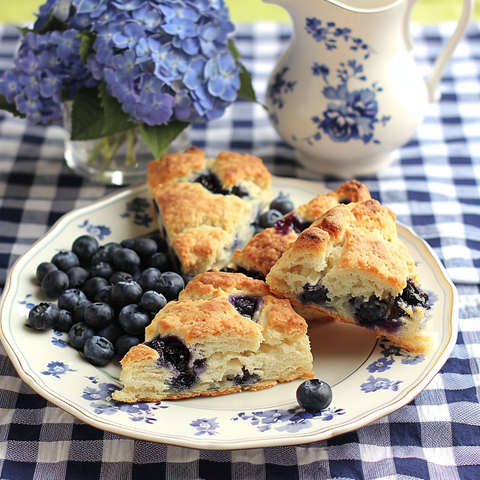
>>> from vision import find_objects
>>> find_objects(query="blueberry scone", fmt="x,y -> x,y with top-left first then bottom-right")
230,180 -> 371,279
111,271 -> 314,402
266,200 -> 436,354
147,147 -> 272,276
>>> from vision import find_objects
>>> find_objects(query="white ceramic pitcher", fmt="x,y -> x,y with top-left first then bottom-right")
264,0 -> 474,177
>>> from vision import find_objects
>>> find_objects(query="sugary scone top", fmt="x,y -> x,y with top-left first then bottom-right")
296,180 -> 371,222
267,199 -> 420,299
147,146 -> 271,191
145,271 -> 308,346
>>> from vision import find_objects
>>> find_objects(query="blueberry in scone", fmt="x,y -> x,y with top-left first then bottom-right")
111,271 -> 314,402
147,147 -> 272,277
265,200 -> 436,354
230,180 -> 371,279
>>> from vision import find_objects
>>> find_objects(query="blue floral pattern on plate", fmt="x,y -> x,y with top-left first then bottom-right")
121,197 -> 153,228
41,361 -> 77,379
78,220 -> 111,240
233,407 -> 346,433
190,418 -> 219,436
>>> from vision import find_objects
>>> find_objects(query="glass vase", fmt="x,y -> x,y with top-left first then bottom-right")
63,105 -> 191,186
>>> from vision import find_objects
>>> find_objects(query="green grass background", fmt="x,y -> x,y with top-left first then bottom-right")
1,0 -> 480,24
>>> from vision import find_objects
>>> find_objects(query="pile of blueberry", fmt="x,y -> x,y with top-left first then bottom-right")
28,234 -> 186,367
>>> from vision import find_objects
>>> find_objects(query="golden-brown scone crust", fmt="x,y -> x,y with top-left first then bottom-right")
232,180 -> 371,277
152,182 -> 251,236
147,146 -> 206,190
296,180 -> 371,222
212,151 -> 272,190
113,271 -> 313,403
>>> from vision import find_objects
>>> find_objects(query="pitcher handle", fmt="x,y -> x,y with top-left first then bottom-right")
405,0 -> 474,102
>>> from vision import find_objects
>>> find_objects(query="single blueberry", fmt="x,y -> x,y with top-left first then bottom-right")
84,336 -> 115,366
118,304 -> 151,335
84,302 -> 115,329
120,238 -> 136,249
68,321 -> 95,350
229,295 -> 259,319
109,271 -> 134,284
274,212 -> 305,235
111,280 -> 143,307
401,278 -> 429,308
89,261 -> 114,280
58,288 -> 87,312
259,209 -> 283,228
163,337 -> 190,370
270,192 -> 294,215
169,370 -> 196,391
195,172 -> 224,194
132,238 -> 158,262
154,271 -> 185,301
91,242 -> 121,266
234,366 -> 260,386
301,283 -> 329,305
72,235 -> 99,267
113,248 -> 141,274
140,290 -> 167,313
36,262 -> 57,283
73,298 -> 92,324
28,302 -> 59,330
56,309 -> 74,332
115,334 -> 140,357
94,285 -> 112,304
146,252 -> 172,271
66,266 -> 88,289
51,250 -> 80,272
137,267 -> 162,292
42,270 -> 69,299
296,379 -> 333,413
82,277 -> 109,301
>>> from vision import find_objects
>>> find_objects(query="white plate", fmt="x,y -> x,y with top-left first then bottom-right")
0,178 -> 458,449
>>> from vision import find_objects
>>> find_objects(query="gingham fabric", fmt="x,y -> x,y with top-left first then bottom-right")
1,19 -> 480,480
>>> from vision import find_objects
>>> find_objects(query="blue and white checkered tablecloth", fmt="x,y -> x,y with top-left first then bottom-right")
1,19 -> 480,480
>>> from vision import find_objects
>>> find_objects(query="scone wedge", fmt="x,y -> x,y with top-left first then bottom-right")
266,200 -> 436,354
147,147 -> 272,276
111,271 -> 313,403
231,180 -> 371,278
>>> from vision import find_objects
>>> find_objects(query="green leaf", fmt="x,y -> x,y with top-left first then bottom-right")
228,38 -> 241,62
18,12 -> 68,36
0,94 -> 25,118
70,87 -> 106,141
237,63 -> 257,103
140,121 -> 190,158
77,31 -> 97,64
98,82 -> 138,137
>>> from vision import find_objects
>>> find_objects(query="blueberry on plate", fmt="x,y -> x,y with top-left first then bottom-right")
58,288 -> 87,312
109,271 -> 134,285
56,309 -> 75,332
154,271 -> 185,301
84,336 -> 115,366
94,285 -> 112,304
51,250 -> 80,272
68,322 -> 95,350
113,248 -> 141,274
137,267 -> 162,292
98,323 -> 125,345
89,261 -> 114,280
259,209 -> 283,229
140,290 -> 167,313
66,266 -> 88,289
84,302 -> 115,329
296,379 -> 333,413
132,238 -> 158,262
41,270 -> 69,299
270,192 -> 294,215
36,262 -> 57,283
118,304 -> 151,335
72,235 -> 99,267
115,334 -> 140,357
120,238 -> 136,249
28,302 -> 59,330
111,280 -> 143,307
146,252 -> 171,271
73,298 -> 92,324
